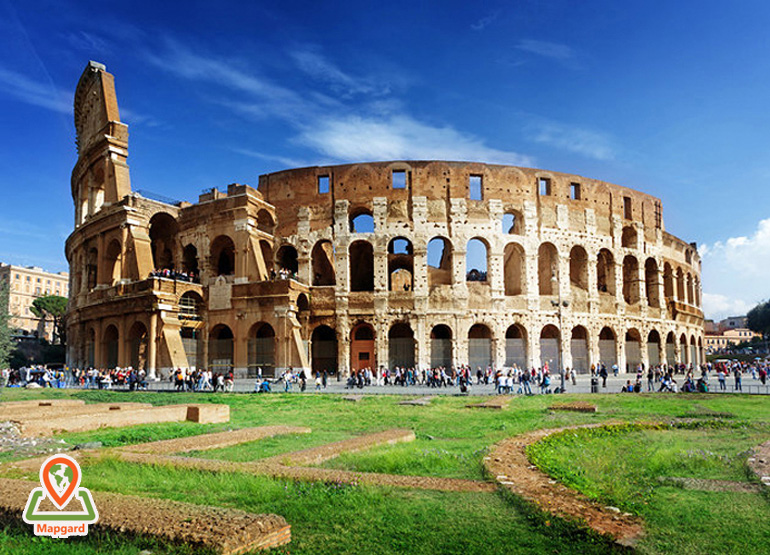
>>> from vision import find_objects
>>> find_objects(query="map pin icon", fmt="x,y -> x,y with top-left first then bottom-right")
40,454 -> 81,510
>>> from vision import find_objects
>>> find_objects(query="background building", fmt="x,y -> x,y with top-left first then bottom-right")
0,263 -> 69,340
66,62 -> 704,377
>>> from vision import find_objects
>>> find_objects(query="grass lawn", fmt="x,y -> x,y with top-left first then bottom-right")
0,388 -> 768,554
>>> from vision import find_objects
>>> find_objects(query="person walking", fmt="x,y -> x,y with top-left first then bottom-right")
734,367 -> 742,392
600,364 -> 608,388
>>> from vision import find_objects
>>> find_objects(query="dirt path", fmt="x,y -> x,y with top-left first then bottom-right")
748,439 -> 770,488
485,423 -> 644,547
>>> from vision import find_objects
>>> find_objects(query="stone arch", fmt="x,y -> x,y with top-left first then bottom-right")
680,333 -> 689,365
621,225 -> 637,249
86,246 -> 98,290
466,237 -> 489,282
430,324 -> 453,369
312,325 -> 337,375
599,327 -> 617,367
502,210 -> 523,234
647,329 -> 661,367
102,324 -> 119,369
259,239 -> 274,278
350,209 -> 374,233
569,245 -> 588,292
663,262 -> 674,301
257,209 -> 275,234
389,322 -> 415,368
388,237 -> 414,291
427,236 -> 452,287
505,324 -> 527,368
149,212 -> 178,270
539,324 -> 561,369
570,326 -> 589,373
625,328 -> 642,372
666,331 -> 677,364
690,333 -> 698,366
104,239 -> 122,285
209,324 -> 234,373
349,240 -> 374,291
597,249 -> 615,295
311,240 -> 336,286
503,242 -> 525,296
351,322 -> 375,371
277,244 -> 299,275
182,244 -> 199,277
468,323 -> 493,370
645,258 -> 660,307
248,322 -> 275,377
127,321 -> 148,370
538,242 -> 559,295
210,235 -> 236,276
676,268 -> 685,301
296,293 -> 310,313
622,255 -> 640,304
686,272 -> 694,305
86,327 -> 96,368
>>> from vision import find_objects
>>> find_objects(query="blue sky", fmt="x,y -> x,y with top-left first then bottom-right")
1,0 -> 768,320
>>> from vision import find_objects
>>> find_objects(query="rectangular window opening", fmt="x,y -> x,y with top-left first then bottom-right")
570,182 -> 581,200
623,196 -> 632,219
318,175 -> 330,194
392,170 -> 407,189
469,175 -> 483,200
538,178 -> 551,196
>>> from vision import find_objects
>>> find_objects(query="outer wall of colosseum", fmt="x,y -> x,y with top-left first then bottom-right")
65,62 -> 704,379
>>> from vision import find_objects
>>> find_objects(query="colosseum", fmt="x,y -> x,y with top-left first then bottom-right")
65,61 -> 704,379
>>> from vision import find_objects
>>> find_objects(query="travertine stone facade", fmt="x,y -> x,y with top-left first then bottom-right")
0,263 -> 69,340
66,62 -> 704,378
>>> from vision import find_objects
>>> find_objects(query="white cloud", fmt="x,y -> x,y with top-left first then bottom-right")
289,47 -> 383,97
516,39 -> 575,62
700,217 -> 770,320
0,66 -> 71,114
532,121 -> 615,160
471,11 -> 500,31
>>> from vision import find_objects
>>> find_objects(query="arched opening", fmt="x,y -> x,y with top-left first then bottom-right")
468,324 -> 492,370
430,325 -> 453,369
666,332 -> 676,365
680,333 -> 688,365
427,237 -> 452,287
351,323 -> 375,371
570,326 -> 588,373
663,263 -> 674,301
388,323 -> 415,368
180,327 -> 203,369
127,321 -> 148,370
505,324 -> 527,369
622,255 -> 640,304
676,268 -> 685,301
102,324 -> 119,369
149,213 -> 178,271
466,238 -> 489,282
311,240 -> 336,286
311,325 -> 337,375
297,293 -> 310,313
690,334 -> 698,366
540,325 -> 560,369
597,249 -> 615,295
538,243 -> 558,296
248,322 -> 275,377
350,210 -> 375,233
599,327 -> 617,367
621,226 -> 637,249
569,245 -> 588,292
685,249 -> 693,265
504,243 -> 525,296
182,244 -> 199,277
625,329 -> 642,372
259,239 -> 274,278
179,291 -> 204,321
209,324 -> 234,373
86,328 -> 95,368
210,235 -> 236,276
647,330 -> 661,367
698,336 -> 704,364
86,247 -> 98,290
388,237 -> 414,291
645,258 -> 659,307
276,244 -> 299,276
502,210 -> 523,234
686,273 -> 694,305
349,240 -> 374,291
105,239 -> 122,285
256,209 -> 275,234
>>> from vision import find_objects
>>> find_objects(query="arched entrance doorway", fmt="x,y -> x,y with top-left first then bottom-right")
311,325 -> 338,375
647,330 -> 661,367
599,327 -> 617,367
540,325 -> 560,369
103,325 -> 119,369
209,324 -> 233,373
430,325 -> 452,369
350,323 -> 375,371
388,323 -> 415,368
505,324 -> 527,369
468,324 -> 492,370
127,321 -> 148,370
248,322 -> 275,377
570,326 -> 588,373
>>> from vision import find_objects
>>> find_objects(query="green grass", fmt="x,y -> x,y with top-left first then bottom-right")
1,388 -> 769,554
527,422 -> 770,554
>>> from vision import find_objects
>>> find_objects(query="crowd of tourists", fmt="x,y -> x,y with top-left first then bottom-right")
149,268 -> 199,282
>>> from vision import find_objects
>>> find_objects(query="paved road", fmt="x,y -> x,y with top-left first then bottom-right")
100,373 -> 770,396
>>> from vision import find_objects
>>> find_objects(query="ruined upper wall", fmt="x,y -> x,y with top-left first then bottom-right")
257,161 -> 665,239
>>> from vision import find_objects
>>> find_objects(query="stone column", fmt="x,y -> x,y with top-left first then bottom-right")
148,312 -> 158,379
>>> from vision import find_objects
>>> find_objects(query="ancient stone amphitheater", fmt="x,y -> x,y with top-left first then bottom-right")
65,62 -> 704,379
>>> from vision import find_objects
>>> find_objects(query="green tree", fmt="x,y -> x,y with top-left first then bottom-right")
747,300 -> 770,338
0,282 -> 12,367
30,295 -> 68,345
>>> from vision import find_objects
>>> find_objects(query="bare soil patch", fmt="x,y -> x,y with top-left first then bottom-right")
548,402 -> 597,413
466,396 -> 512,410
748,439 -> 770,488
485,423 -> 643,547
398,397 -> 433,406
657,476 -> 763,493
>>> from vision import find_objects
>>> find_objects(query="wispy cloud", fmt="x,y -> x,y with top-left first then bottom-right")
531,121 -> 615,160
0,66 -> 71,114
700,217 -> 770,319
289,47 -> 385,97
230,147 -> 310,169
516,39 -> 575,61
471,11 -> 500,31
